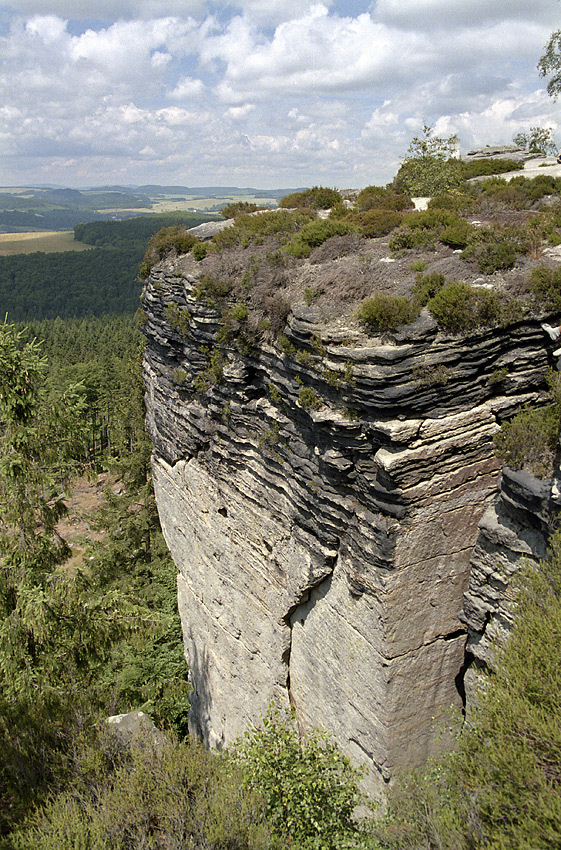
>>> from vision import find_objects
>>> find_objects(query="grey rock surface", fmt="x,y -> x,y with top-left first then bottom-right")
142,250 -> 556,793
462,465 -> 558,710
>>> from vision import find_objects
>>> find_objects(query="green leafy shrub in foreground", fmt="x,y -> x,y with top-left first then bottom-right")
233,703 -> 367,850
10,727 -> 272,850
358,294 -> 420,332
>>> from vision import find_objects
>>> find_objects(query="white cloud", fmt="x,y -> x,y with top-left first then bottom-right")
226,104 -> 255,120
168,76 -> 205,99
0,1 -> 560,187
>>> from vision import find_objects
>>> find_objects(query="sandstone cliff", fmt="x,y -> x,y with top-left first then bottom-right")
463,465 -> 560,709
142,235 -> 555,791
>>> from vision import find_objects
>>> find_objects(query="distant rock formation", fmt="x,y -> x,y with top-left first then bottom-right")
142,243 -> 554,792
463,145 -> 545,162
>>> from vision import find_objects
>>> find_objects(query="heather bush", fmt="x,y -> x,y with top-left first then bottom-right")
428,190 -> 478,213
356,185 -> 412,212
279,186 -> 342,210
461,157 -> 523,178
284,219 -> 355,259
358,294 -> 419,332
221,201 -> 265,219
529,263 -> 561,310
139,227 -> 199,277
494,403 -> 560,477
427,281 -> 507,332
357,209 -> 403,238
412,271 -> 446,306
438,219 -> 474,248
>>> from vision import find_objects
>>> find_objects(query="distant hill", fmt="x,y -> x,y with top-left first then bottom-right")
0,184 -> 309,232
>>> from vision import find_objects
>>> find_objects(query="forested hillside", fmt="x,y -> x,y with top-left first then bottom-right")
0,211 -> 213,321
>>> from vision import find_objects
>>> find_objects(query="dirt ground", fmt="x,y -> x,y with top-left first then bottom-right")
56,472 -> 119,570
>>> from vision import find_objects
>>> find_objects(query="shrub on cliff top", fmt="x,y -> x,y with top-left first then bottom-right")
356,185 -> 412,212
358,294 -> 420,332
279,186 -> 342,210
139,226 -> 200,277
284,218 -> 356,259
529,263 -> 561,311
427,281 -> 505,332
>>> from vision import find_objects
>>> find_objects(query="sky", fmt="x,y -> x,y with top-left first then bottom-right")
0,0 -> 560,189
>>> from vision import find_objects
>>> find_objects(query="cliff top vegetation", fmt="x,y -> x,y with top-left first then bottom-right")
143,159 -> 561,343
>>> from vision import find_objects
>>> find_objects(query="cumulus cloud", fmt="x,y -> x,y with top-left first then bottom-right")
0,1 -> 560,187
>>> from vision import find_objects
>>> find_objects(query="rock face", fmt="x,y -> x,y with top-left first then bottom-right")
142,251 -> 553,792
462,466 -> 559,708
463,145 -> 544,162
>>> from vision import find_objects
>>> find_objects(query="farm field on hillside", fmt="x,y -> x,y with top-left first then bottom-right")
0,230 -> 92,255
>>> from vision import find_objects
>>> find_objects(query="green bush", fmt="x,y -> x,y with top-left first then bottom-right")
467,240 -> 518,273
233,703 -> 366,850
494,403 -> 560,478
388,228 -> 436,251
192,241 -> 209,261
140,226 -> 199,276
356,185 -> 412,212
279,187 -> 342,210
10,727 -> 272,850
461,158 -> 524,178
221,202 -> 265,219
412,271 -> 446,306
211,209 -> 314,252
427,281 -> 505,331
529,264 -> 561,310
358,294 -> 420,332
284,219 -> 355,259
298,386 -> 323,411
357,209 -> 403,238
428,190 -> 478,213
439,220 -> 474,248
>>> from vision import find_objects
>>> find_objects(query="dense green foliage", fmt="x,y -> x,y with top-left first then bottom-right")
279,186 -> 342,210
0,318 -> 189,839
392,125 -> 463,197
0,248 -> 143,320
358,294 -> 420,332
427,281 -> 515,332
233,703 -> 367,849
494,371 -> 561,478
0,212 -> 213,322
74,211 -> 211,251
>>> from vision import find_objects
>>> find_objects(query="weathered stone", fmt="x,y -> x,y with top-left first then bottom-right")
462,464 -> 559,711
142,250 -> 556,794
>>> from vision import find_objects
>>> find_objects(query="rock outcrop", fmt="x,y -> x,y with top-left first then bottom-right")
462,465 -> 560,709
142,249 -> 554,792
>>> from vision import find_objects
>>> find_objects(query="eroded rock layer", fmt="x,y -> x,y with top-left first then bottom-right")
142,251 -> 552,790
462,466 -> 560,709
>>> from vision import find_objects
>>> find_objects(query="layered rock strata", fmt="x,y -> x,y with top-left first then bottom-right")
142,252 -> 553,790
462,465 -> 560,709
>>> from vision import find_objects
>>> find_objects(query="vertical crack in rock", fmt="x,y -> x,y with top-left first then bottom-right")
142,251 -> 555,794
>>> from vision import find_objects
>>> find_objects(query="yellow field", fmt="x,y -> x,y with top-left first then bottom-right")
0,230 -> 92,255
